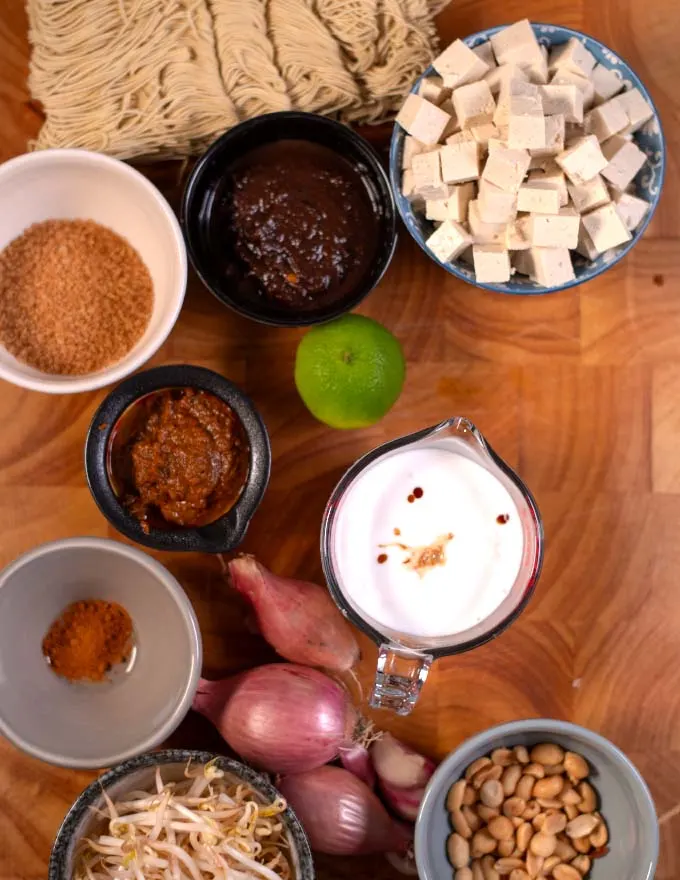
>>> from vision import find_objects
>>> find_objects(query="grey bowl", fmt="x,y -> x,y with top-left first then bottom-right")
415,719 -> 658,880
49,749 -> 315,880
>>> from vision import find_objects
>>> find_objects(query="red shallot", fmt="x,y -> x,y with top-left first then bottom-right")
279,765 -> 410,855
192,664 -> 359,774
228,556 -> 360,672
371,734 -> 436,821
339,743 -> 376,789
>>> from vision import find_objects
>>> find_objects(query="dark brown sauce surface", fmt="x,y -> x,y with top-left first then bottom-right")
215,140 -> 378,307
109,388 -> 250,531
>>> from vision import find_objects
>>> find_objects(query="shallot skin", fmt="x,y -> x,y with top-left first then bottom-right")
192,664 -> 359,774
228,556 -> 360,672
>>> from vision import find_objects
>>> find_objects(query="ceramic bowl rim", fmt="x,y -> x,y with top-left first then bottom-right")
0,537 -> 202,768
181,110 -> 398,327
414,718 -> 659,880
48,749 -> 315,880
389,22 -> 667,296
0,148 -> 188,393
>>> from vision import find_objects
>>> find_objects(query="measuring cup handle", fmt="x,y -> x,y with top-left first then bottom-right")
370,644 -> 433,715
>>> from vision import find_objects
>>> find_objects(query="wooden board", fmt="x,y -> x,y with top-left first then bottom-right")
0,0 -> 679,875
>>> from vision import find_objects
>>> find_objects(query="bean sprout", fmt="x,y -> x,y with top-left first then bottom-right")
74,764 -> 292,880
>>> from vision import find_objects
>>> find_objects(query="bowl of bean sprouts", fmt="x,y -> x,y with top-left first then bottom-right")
48,749 -> 315,880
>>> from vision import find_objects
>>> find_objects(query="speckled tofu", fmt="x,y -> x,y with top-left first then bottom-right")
490,19 -> 544,68
473,245 -> 512,282
434,39 -> 491,88
425,219 -> 474,262
418,76 -> 451,106
567,174 -> 611,213
528,210 -> 580,248
478,178 -> 518,222
613,190 -> 649,231
506,218 -> 532,250
494,78 -> 539,127
507,94 -> 546,150
585,97 -> 629,142
513,248 -> 537,276
550,69 -> 595,110
452,80 -> 496,128
485,63 -> 529,96
576,223 -> 601,259
472,41 -> 497,69
396,94 -> 452,145
470,122 -> 500,149
548,38 -> 596,79
401,135 -> 437,169
446,130 -> 477,146
517,184 -> 561,214
468,199 -> 507,244
614,87 -> 655,134
482,146 -> 531,192
591,63 -> 624,105
440,141 -> 481,183
581,202 -> 632,251
601,135 -> 647,190
530,114 -> 566,159
425,182 -> 475,222
538,84 -> 583,124
528,161 -> 569,206
556,135 -> 608,185
412,150 -> 449,199
531,247 -> 575,285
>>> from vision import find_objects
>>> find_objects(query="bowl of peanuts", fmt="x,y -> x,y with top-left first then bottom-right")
414,719 -> 658,880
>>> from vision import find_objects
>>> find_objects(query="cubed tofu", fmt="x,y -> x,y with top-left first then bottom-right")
614,87 -> 655,133
396,93 -> 452,145
402,135 -> 436,169
567,174 -> 611,213
576,223 -> 601,259
528,161 -> 569,206
473,245 -> 512,282
513,249 -> 537,276
601,135 -> 647,190
494,79 -> 539,127
538,84 -> 583,123
425,219 -> 474,262
434,39 -> 491,88
439,101 -> 461,139
585,97 -> 629,142
521,51 -> 549,86
468,200 -> 507,244
418,76 -> 451,106
425,182 -> 475,222
401,169 -> 423,205
452,81 -> 496,129
517,184 -> 561,214
470,122 -> 500,149
581,202 -> 632,251
482,146 -> 531,193
613,190 -> 649,231
484,63 -> 529,96
439,141 -> 481,183
487,137 -> 507,153
550,69 -> 595,109
490,19 -> 544,67
548,38 -> 596,79
591,63 -> 623,105
556,135 -> 608,185
478,178 -> 518,222
446,130 -> 477,146
472,41 -> 497,68
530,114 -> 566,159
412,151 -> 449,199
528,210 -> 580,248
507,94 -> 546,150
506,218 -> 532,250
531,247 -> 575,286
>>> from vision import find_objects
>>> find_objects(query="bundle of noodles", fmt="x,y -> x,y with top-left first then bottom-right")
27,0 -> 239,160
209,0 -> 291,118
267,0 -> 361,116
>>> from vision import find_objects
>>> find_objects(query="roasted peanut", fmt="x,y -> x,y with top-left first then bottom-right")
481,855 -> 500,880
524,763 -> 546,779
503,797 -> 527,818
464,785 -> 479,806
477,804 -> 500,823
448,780 -> 467,812
451,807 -> 473,839
488,815 -> 514,841
564,804 -> 579,821
516,775 -> 535,801
563,752 -> 589,783
481,780 -> 505,809
536,797 -> 563,809
466,757 -> 492,780
493,858 -> 524,875
529,832 -> 556,858
513,745 -> 530,764
543,855 -> 561,874
590,817 -> 608,848
497,839 -> 515,858
515,822 -> 532,853
455,869 -> 473,880
543,763 -> 565,776
542,810 -> 567,835
448,833 -> 470,869
525,850 -> 544,879
560,786 -> 581,805
473,764 -> 504,789
530,743 -> 565,766
576,781 -> 597,813
533,776 -> 564,799
502,765 -> 522,797
571,854 -> 591,876
552,865 -> 581,880
491,748 -> 515,766
508,871 -> 529,880
470,859 -> 485,880
532,812 -> 546,831
471,829 -> 497,858
511,816 -> 523,829
521,800 -> 541,821
572,836 -> 592,854
554,837 -> 577,861
462,805 -> 481,833
565,813 -> 599,839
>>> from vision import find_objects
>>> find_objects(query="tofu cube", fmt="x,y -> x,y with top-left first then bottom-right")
576,224 -> 601,259
494,79 -> 539,127
412,150 -> 449,199
517,184 -> 561,214
482,146 -> 531,193
473,245 -> 512,282
434,39 -> 491,88
485,63 -> 529,96
396,93 -> 452,145
513,248 -> 537,275
538,85 -> 583,123
401,135 -> 436,169
425,219 -> 473,262
521,51 -> 549,86
472,41 -> 497,68
567,174 -> 611,213
470,122 -> 500,149
614,87 -> 655,133
581,202 -> 632,251
401,169 -> 425,209
585,97 -> 629,142
613,190 -> 649,231
530,114 -> 566,159
591,63 -> 623,105
506,218 -> 532,250
439,101 -> 461,138
418,76 -> 451,106
452,81 -> 496,129
548,38 -> 596,79
507,94 -> 546,150
446,130 -> 476,146
601,135 -> 647,190
439,141 -> 481,183
468,200 -> 507,244
490,19 -> 544,67
550,69 -> 595,109
528,161 -> 569,206
478,178 -> 518,222
531,247 -> 575,286
487,137 -> 507,154
556,135 -> 608,185
528,210 -> 580,249
425,182 -> 475,222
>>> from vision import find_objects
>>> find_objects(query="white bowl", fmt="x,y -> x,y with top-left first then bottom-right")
0,149 -> 187,393
0,538 -> 202,768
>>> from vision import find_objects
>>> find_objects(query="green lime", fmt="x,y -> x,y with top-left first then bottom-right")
294,314 -> 406,429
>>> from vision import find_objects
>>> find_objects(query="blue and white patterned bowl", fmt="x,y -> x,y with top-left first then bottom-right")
389,23 -> 665,295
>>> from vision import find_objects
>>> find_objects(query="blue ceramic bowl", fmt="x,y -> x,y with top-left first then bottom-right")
415,719 -> 658,880
390,23 -> 666,295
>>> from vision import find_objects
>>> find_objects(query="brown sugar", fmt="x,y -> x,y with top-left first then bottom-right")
0,219 -> 153,374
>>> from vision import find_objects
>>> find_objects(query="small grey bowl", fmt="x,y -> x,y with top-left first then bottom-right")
49,749 -> 315,880
415,719 -> 658,880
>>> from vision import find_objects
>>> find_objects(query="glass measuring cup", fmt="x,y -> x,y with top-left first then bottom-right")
320,417 -> 543,716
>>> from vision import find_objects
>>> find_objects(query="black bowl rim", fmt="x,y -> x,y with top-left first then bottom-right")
48,749 -> 315,880
84,365 -> 271,553
181,110 -> 398,327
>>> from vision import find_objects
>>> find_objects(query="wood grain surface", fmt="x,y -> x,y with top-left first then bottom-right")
0,0 -> 679,876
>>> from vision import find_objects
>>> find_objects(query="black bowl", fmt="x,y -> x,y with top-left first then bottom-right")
181,111 -> 397,327
85,365 -> 271,553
